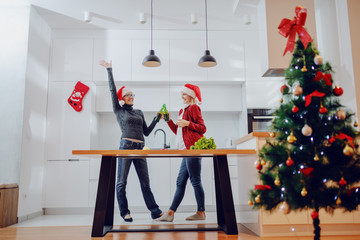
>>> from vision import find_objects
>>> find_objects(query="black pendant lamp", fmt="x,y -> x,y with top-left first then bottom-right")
143,0 -> 161,67
198,0 -> 217,67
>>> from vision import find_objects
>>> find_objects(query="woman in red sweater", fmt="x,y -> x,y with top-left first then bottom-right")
156,84 -> 206,222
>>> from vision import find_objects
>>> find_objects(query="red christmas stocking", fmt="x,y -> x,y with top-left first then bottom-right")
68,81 -> 89,112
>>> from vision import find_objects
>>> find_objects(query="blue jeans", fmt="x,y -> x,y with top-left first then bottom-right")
170,157 -> 205,212
116,139 -> 162,219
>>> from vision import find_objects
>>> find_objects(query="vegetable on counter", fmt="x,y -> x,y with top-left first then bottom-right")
190,137 -> 216,150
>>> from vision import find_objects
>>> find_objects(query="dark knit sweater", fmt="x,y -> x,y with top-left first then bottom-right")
107,68 -> 157,142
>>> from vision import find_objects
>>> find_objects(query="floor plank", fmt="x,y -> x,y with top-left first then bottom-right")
1,225 -> 360,240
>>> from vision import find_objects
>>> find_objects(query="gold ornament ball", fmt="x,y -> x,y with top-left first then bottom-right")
274,177 -> 280,186
336,109 -> 346,120
314,55 -> 323,65
269,131 -> 275,138
301,187 -> 308,197
248,200 -> 254,206
336,197 -> 342,205
293,85 -> 303,96
343,144 -> 354,156
354,121 -> 359,127
287,133 -> 297,143
260,159 -> 266,166
255,195 -> 261,203
279,201 -> 291,215
301,124 -> 313,136
314,154 -> 320,161
301,66 -> 307,72
280,98 -> 283,103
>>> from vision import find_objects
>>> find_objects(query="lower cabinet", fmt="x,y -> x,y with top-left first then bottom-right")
44,160 -> 89,208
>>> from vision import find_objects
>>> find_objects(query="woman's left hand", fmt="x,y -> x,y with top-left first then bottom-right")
176,119 -> 190,127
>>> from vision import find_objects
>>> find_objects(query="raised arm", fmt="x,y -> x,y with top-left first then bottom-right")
99,60 -> 121,112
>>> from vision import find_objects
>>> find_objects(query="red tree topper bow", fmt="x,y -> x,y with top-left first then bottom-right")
305,90 -> 326,107
313,71 -> 332,86
329,132 -> 355,148
278,6 -> 313,55
255,185 -> 272,191
300,167 -> 314,177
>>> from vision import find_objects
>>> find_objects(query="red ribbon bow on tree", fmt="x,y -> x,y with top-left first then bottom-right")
305,90 -> 326,107
255,185 -> 272,191
300,167 -> 314,177
313,71 -> 332,86
278,6 -> 313,56
329,132 -> 355,148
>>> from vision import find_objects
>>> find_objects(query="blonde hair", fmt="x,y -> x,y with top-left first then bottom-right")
189,96 -> 197,105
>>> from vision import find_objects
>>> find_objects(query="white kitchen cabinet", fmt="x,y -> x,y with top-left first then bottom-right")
95,84 -> 170,112
169,40 -> 207,82
46,81 -> 93,160
49,39 -> 93,82
207,39 -> 246,82
93,39 -> 132,82
44,160 -> 89,208
168,83 -> 243,112
131,40 -> 170,82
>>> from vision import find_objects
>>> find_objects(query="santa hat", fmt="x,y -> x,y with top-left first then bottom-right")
117,86 -> 131,106
182,83 -> 202,104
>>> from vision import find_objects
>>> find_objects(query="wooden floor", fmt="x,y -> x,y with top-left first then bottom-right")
1,224 -> 360,240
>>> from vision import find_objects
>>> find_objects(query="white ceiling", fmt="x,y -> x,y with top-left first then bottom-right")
26,0 -> 260,30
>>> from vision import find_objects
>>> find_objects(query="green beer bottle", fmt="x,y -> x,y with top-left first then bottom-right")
161,104 -> 170,121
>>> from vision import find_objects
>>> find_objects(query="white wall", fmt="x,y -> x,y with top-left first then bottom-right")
18,6 -> 51,218
315,0 -> 358,115
0,4 -> 30,185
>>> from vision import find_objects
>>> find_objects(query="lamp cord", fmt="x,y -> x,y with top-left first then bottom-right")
205,0 -> 208,50
151,0 -> 153,50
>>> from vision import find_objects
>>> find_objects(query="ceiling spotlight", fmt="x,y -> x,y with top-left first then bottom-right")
84,11 -> 92,23
191,13 -> 198,24
139,12 -> 146,24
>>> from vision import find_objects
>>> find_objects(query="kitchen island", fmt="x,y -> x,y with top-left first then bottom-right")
72,149 -> 256,237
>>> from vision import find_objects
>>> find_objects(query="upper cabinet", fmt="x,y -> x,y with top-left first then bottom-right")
50,39 -> 93,82
169,39 -> 207,82
93,40 -> 132,82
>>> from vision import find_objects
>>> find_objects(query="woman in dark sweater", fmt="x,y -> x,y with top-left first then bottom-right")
99,60 -> 162,222
156,83 -> 206,222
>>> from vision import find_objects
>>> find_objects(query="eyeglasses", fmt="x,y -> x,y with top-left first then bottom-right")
124,94 -> 135,98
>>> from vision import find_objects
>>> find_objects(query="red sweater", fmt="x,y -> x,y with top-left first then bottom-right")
167,104 -> 206,149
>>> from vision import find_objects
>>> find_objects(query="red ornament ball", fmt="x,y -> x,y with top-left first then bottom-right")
311,211 -> 319,220
333,86 -> 343,96
286,157 -> 294,166
292,106 -> 299,113
319,107 -> 328,114
256,163 -> 262,170
280,84 -> 289,94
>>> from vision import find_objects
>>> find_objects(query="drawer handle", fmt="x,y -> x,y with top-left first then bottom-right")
68,159 -> 80,162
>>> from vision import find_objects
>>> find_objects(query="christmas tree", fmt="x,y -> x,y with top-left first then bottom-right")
248,6 -> 360,240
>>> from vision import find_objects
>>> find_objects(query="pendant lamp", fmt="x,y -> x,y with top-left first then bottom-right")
198,0 -> 217,67
143,0 -> 161,67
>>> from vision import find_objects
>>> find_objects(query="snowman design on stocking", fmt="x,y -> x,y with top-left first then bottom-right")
68,81 -> 89,112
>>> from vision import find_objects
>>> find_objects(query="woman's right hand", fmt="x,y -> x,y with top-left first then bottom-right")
99,60 -> 112,69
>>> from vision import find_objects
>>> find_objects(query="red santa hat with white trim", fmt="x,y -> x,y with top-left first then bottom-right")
182,83 -> 202,104
117,86 -> 132,106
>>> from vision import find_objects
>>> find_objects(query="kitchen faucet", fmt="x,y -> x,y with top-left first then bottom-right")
154,129 -> 170,149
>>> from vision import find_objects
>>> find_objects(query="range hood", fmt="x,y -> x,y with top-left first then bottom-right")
259,0 -> 317,77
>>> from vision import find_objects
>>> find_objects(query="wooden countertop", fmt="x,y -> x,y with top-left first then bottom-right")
72,149 -> 256,158
234,132 -> 271,145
